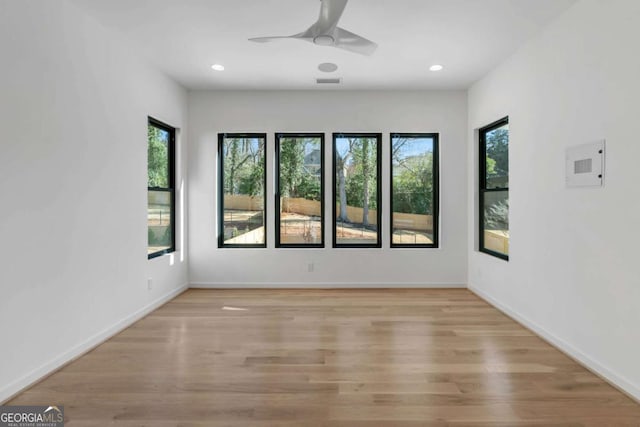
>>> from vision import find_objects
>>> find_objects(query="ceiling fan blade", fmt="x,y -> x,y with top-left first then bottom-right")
313,0 -> 348,35
334,27 -> 378,56
249,36 -> 294,43
249,33 -> 314,47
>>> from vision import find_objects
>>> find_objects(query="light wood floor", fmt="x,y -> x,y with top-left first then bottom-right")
9,289 -> 640,426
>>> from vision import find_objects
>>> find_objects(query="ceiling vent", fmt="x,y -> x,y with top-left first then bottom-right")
316,77 -> 342,84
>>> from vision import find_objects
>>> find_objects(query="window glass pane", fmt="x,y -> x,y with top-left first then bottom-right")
483,190 -> 509,256
148,190 -> 173,254
480,117 -> 509,259
334,135 -> 380,246
148,125 -> 170,188
221,136 -> 266,246
485,123 -> 509,189
391,135 -> 437,246
147,118 -> 175,258
278,136 -> 323,246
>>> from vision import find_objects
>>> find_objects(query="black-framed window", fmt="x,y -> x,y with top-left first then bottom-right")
147,117 -> 176,259
332,133 -> 382,248
390,133 -> 439,248
479,117 -> 509,260
275,133 -> 325,248
218,133 -> 267,248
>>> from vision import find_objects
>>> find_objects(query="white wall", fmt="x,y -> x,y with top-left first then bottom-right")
0,0 -> 188,402
468,0 -> 640,400
189,91 -> 468,287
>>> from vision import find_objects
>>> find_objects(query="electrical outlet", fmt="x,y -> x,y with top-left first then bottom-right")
147,278 -> 153,290
308,262 -> 314,273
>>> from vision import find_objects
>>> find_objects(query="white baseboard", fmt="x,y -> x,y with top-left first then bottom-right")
189,282 -> 467,289
0,283 -> 188,404
469,284 -> 640,403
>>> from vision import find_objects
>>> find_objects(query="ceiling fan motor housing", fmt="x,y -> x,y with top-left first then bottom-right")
313,34 -> 335,46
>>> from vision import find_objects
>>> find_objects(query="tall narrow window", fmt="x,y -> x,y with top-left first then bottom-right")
218,133 -> 267,248
479,117 -> 509,259
275,133 -> 324,247
391,133 -> 439,248
147,118 -> 176,259
333,133 -> 382,248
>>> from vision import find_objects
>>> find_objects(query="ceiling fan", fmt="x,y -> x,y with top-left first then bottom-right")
249,0 -> 378,56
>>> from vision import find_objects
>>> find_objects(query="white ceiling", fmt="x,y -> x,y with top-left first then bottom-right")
72,0 -> 576,90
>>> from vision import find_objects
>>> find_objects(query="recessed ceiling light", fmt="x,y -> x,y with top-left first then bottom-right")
211,64 -> 225,71
318,62 -> 338,73
429,64 -> 444,72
